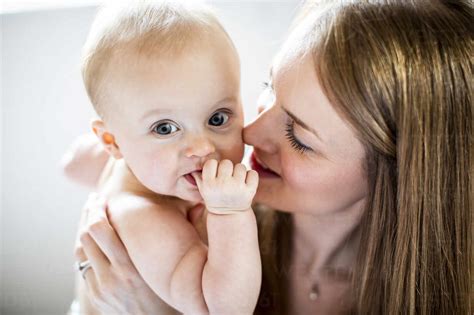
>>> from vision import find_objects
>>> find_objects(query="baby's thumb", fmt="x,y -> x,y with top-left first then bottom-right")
191,171 -> 203,191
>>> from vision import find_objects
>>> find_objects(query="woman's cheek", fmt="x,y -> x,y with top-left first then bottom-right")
283,157 -> 335,196
281,158 -> 313,190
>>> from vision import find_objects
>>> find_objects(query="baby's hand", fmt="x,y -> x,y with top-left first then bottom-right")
192,159 -> 258,215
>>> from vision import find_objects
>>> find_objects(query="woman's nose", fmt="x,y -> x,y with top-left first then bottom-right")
184,134 -> 216,158
243,106 -> 279,154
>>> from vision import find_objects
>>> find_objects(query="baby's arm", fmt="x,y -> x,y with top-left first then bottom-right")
107,195 -> 209,315
61,133 -> 109,188
195,160 -> 262,315
108,160 -> 261,315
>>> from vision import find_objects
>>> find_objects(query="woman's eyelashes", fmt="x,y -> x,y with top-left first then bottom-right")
285,119 -> 313,154
261,81 -> 272,90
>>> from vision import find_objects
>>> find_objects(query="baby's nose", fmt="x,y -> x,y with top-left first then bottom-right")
184,135 -> 216,158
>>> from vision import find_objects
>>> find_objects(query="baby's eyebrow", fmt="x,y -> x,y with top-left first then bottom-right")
140,107 -> 173,121
212,96 -> 238,109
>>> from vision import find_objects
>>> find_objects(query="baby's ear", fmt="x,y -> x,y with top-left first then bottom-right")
91,119 -> 123,159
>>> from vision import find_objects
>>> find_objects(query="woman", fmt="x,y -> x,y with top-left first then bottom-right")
73,1 -> 472,314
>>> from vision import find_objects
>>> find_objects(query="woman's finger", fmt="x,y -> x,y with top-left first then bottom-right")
74,193 -> 101,263
81,268 -> 101,304
80,230 -> 110,280
74,193 -> 97,252
74,243 -> 87,263
86,197 -> 133,267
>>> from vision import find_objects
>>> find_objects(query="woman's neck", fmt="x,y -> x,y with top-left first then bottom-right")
291,199 -> 365,274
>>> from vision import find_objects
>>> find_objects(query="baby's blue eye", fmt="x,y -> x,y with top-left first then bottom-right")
153,122 -> 179,135
208,112 -> 229,127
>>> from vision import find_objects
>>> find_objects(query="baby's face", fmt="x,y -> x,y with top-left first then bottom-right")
102,37 -> 244,203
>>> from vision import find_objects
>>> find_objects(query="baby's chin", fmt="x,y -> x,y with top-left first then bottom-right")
143,185 -> 203,206
173,189 -> 203,205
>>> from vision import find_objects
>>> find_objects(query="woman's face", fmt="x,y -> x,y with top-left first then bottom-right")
244,55 -> 368,215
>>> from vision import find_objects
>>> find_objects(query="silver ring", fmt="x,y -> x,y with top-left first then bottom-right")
76,260 -> 92,280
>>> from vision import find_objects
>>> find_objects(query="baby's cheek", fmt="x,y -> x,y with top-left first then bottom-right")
149,156 -> 176,181
218,132 -> 245,163
129,153 -> 175,193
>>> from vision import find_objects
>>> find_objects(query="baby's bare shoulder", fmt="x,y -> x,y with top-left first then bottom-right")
106,193 -> 196,241
107,193 -> 184,221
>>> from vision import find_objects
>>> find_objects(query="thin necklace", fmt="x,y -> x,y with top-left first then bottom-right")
309,283 -> 319,301
308,267 -> 353,301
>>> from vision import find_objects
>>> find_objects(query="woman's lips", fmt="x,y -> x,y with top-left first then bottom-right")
250,152 -> 280,178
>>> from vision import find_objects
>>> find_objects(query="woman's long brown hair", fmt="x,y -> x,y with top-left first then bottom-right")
255,1 -> 472,314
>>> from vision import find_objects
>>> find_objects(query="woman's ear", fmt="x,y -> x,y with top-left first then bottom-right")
91,119 -> 123,159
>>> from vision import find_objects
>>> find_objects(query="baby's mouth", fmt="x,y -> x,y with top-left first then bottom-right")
184,170 -> 202,187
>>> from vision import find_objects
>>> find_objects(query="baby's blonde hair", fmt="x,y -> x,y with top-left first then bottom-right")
82,0 -> 225,118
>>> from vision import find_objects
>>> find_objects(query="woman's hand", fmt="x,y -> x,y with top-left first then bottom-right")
74,193 -> 179,315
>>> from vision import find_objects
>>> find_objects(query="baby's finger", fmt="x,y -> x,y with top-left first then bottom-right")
217,159 -> 233,178
233,163 -> 247,181
202,159 -> 218,181
192,171 -> 203,191
245,170 -> 259,188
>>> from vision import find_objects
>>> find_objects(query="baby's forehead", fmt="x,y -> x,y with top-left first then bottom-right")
99,41 -> 241,123
114,25 -> 232,63
82,2 -> 240,119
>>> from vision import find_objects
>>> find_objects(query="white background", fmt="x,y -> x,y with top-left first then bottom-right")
1,1 -> 300,314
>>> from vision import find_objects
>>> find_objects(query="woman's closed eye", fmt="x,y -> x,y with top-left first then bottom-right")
151,120 -> 180,136
285,119 -> 313,154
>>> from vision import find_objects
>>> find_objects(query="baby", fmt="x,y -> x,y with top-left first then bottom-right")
64,2 -> 261,314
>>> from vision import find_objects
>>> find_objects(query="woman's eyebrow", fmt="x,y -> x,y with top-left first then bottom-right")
282,106 -> 324,142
